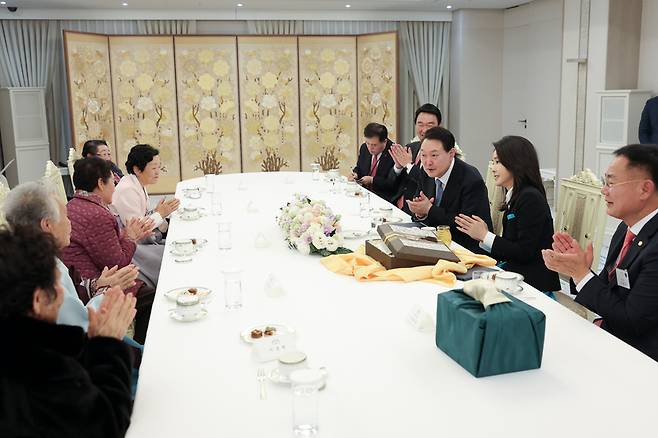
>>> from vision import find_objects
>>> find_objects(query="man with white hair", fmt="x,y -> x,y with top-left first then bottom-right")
3,182 -> 139,331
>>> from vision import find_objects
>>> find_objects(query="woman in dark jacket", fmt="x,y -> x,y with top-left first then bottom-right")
82,139 -> 124,185
454,136 -> 561,293
0,226 -> 136,438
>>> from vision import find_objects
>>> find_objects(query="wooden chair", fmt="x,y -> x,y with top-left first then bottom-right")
67,147 -> 79,190
484,161 -> 505,236
42,161 -> 67,205
0,177 -> 9,226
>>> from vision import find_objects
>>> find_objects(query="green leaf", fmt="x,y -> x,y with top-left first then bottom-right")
334,247 -> 353,254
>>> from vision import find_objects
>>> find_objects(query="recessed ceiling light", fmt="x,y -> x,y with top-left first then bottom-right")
121,2 -> 128,5
446,4 -> 453,9
0,1 -> 6,5
236,3 -> 243,6
345,4 -> 351,8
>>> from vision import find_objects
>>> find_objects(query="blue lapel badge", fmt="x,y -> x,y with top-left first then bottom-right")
506,213 -> 516,220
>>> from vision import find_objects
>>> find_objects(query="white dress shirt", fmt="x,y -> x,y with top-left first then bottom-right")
575,206 -> 658,291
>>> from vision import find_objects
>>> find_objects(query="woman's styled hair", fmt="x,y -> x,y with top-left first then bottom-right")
492,135 -> 545,210
72,157 -> 113,192
81,139 -> 108,158
0,226 -> 58,319
125,144 -> 159,175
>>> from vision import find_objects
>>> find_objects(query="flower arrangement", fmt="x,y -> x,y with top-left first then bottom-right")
277,194 -> 351,256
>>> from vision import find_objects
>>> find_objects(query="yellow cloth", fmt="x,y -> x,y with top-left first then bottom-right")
320,245 -> 497,287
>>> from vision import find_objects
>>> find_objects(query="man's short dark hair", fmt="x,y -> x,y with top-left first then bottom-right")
81,139 -> 108,157
363,123 -> 388,142
73,157 -> 113,192
126,144 -> 159,175
614,144 -> 658,188
414,103 -> 442,126
422,126 -> 455,152
0,226 -> 58,319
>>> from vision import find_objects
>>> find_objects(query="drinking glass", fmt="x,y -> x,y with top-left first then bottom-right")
204,174 -> 215,193
217,221 -> 232,251
291,369 -> 323,437
310,163 -> 321,181
211,191 -> 222,216
436,225 -> 452,246
359,191 -> 371,218
222,267 -> 243,310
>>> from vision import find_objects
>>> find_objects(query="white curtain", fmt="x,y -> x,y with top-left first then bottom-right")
400,21 -> 451,127
137,20 -> 197,35
247,20 -> 302,35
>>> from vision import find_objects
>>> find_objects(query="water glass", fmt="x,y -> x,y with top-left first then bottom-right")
222,267 -> 243,310
291,369 -> 323,436
310,163 -> 321,181
205,174 -> 215,193
211,191 -> 223,216
359,191 -> 371,218
217,221 -> 232,250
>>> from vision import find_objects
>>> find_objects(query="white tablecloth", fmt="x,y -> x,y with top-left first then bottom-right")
127,172 -> 657,438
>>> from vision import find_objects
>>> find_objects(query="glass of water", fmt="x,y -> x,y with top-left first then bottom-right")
291,369 -> 323,436
204,173 -> 215,193
359,191 -> 371,218
222,267 -> 242,310
217,221 -> 232,251
211,191 -> 222,216
310,163 -> 321,181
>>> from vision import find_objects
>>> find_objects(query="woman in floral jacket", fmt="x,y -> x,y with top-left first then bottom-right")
60,157 -> 154,343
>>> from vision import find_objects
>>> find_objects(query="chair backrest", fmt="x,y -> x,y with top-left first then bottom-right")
68,147 -> 79,190
42,161 -> 67,205
0,178 -> 9,226
484,161 -> 505,236
555,169 -> 607,269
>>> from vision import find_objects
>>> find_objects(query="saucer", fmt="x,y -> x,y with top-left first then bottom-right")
240,323 -> 295,344
164,286 -> 212,302
174,256 -> 193,263
504,285 -> 524,293
182,189 -> 202,199
169,308 -> 208,322
269,367 -> 328,387
170,247 -> 198,256
342,229 -> 370,239
179,208 -> 206,221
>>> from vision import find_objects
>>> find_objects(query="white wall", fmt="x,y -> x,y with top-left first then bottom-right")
502,0 -> 562,170
639,0 -> 658,94
449,9 -> 504,176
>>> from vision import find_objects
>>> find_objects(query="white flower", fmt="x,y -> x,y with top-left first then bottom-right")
312,233 -> 326,249
320,94 -> 337,109
135,96 -> 153,112
371,93 -> 382,107
261,94 -> 278,109
296,238 -> 311,255
325,237 -> 338,252
200,96 -> 218,111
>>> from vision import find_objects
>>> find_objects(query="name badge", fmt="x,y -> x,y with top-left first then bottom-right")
506,213 -> 516,220
615,268 -> 631,289
252,333 -> 296,362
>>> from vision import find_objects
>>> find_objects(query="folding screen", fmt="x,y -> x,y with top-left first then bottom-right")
109,35 -> 181,193
298,36 -> 358,173
237,36 -> 301,172
64,31 -> 116,160
356,32 -> 398,143
174,36 -> 241,178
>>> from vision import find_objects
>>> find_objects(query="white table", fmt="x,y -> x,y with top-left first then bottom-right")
127,172 -> 657,438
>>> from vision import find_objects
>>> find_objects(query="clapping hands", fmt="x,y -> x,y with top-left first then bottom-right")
124,217 -> 155,242
155,197 -> 180,218
541,232 -> 593,283
406,191 -> 434,217
389,143 -> 412,169
87,287 -> 136,340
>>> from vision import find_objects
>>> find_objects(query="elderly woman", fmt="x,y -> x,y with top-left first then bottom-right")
82,139 -> 124,185
60,157 -> 154,343
0,226 -> 135,437
111,144 -> 179,289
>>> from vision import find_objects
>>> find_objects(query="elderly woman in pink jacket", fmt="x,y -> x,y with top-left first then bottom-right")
111,144 -> 180,290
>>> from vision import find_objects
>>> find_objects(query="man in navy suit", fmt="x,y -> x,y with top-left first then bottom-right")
639,96 -> 658,145
349,123 -> 395,201
543,144 -> 658,361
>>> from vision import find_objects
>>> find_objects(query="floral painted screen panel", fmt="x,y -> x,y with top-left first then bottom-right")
64,31 -> 116,160
298,36 -> 358,174
174,36 -> 241,178
109,35 -> 181,194
356,32 -> 398,144
237,36 -> 300,173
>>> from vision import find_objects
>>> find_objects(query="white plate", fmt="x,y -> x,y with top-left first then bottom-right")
240,324 -> 296,344
179,208 -> 207,221
342,229 -> 371,239
169,308 -> 208,322
269,366 -> 328,385
164,286 -> 212,302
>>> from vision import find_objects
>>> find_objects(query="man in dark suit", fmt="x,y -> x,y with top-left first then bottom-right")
406,126 -> 492,254
386,104 -> 443,212
543,144 -> 658,361
349,122 -> 395,201
639,96 -> 658,145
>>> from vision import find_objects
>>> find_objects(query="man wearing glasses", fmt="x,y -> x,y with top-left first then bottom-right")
543,144 -> 658,361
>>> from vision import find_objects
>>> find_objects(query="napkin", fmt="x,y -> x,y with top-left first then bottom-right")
462,279 -> 511,309
320,245 -> 496,287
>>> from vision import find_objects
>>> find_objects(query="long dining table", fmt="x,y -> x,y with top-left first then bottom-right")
126,171 -> 657,438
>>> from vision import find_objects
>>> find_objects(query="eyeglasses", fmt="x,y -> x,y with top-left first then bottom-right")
600,175 -> 646,189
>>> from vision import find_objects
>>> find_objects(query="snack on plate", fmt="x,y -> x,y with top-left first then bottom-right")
264,326 -> 277,336
187,288 -> 198,295
250,329 -> 263,339
191,238 -> 197,245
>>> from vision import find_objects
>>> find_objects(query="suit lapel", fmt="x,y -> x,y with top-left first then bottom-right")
439,159 -> 463,208
605,223 -> 626,271
618,214 -> 658,270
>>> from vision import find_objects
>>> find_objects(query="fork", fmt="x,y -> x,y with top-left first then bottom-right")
257,368 -> 267,400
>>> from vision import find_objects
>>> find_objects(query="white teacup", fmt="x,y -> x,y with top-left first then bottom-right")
175,293 -> 202,318
277,351 -> 308,380
494,271 -> 524,292
181,206 -> 200,220
183,188 -> 202,199
172,238 -> 195,256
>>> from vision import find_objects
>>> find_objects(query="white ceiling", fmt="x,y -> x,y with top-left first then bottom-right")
5,0 -> 530,11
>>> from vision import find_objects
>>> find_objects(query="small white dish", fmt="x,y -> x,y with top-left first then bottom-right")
342,229 -> 370,239
164,286 -> 212,302
270,366 -> 328,386
169,307 -> 208,322
174,256 -> 193,263
240,324 -> 295,344
179,208 -> 206,221
182,188 -> 202,199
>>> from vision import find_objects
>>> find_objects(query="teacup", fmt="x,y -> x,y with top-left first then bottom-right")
181,206 -> 200,220
494,271 -> 524,292
183,188 -> 202,199
174,293 -> 202,319
277,351 -> 308,380
345,181 -> 358,195
172,239 -> 195,256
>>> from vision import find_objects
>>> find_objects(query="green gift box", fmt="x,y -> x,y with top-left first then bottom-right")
435,290 -> 546,377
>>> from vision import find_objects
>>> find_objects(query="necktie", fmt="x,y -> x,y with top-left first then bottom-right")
434,179 -> 444,206
608,229 -> 635,279
369,154 -> 379,177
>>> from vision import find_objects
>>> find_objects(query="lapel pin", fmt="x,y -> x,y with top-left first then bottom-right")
638,241 -> 644,247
